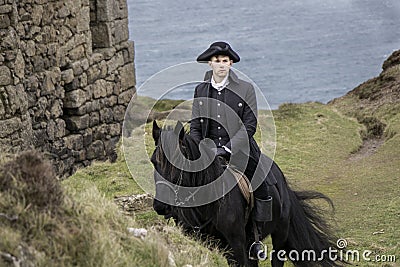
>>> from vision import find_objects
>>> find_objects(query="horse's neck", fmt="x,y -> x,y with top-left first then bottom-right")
181,139 -> 224,185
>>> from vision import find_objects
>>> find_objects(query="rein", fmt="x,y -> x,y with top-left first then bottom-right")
155,171 -> 214,233
154,133 -> 252,234
155,171 -> 201,207
177,208 -> 214,233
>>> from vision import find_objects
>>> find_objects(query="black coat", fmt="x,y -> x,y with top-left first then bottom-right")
190,69 -> 261,163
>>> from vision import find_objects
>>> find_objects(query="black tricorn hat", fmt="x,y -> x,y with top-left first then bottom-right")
196,41 -> 240,63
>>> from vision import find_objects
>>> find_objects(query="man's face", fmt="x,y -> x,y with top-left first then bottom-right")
208,55 -> 233,81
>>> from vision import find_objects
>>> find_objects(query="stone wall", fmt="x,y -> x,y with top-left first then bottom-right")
0,0 -> 135,176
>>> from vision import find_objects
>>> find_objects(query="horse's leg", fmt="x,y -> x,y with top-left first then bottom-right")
216,198 -> 249,266
210,236 -> 240,267
215,241 -> 245,267
270,218 -> 290,267
225,251 -> 242,267
244,223 -> 259,267
221,226 -> 249,266
266,164 -> 293,267
266,183 -> 290,267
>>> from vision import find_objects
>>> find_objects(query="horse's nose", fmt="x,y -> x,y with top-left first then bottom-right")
153,198 -> 171,215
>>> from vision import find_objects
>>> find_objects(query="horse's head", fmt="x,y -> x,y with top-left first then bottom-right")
150,120 -> 186,216
151,120 -> 218,183
151,120 -> 186,183
151,120 -> 224,212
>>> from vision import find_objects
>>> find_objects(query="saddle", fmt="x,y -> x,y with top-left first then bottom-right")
219,156 -> 254,209
227,167 -> 254,208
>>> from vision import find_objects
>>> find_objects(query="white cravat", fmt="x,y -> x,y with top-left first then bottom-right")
211,74 -> 229,91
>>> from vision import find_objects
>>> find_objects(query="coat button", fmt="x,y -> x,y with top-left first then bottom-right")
200,119 -> 204,123
217,114 -> 221,118
199,101 -> 203,106
238,102 -> 243,107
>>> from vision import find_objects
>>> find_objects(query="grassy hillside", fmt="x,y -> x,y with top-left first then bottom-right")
1,51 -> 399,266
0,151 -> 228,267
271,102 -> 399,267
326,54 -> 400,266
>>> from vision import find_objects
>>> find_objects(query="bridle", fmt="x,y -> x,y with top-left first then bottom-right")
154,140 -> 214,233
154,167 -> 214,233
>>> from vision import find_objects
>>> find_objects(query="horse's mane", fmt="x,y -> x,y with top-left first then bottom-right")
157,127 -> 224,187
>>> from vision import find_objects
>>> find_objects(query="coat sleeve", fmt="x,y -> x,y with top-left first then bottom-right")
189,85 -> 203,142
225,83 -> 258,154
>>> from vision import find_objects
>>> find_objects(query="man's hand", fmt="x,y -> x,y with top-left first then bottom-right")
217,147 -> 228,157
211,147 -> 229,157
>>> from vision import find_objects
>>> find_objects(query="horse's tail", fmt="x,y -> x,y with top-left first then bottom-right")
286,189 -> 344,267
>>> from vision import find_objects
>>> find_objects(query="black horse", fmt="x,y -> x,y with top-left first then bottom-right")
150,121 -> 342,267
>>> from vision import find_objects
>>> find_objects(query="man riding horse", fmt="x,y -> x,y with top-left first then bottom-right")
190,41 -> 273,259
151,45 -> 341,265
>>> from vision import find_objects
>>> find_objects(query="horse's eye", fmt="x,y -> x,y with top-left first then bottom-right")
150,151 -> 158,164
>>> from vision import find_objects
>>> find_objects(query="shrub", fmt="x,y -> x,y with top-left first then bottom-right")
0,150 -> 63,212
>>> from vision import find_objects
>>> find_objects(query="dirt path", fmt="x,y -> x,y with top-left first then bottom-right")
114,194 -> 153,215
348,137 -> 385,161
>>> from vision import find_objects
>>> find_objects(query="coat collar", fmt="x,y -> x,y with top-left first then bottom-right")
203,69 -> 240,85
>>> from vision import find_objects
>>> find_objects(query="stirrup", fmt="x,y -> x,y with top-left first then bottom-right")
248,241 -> 267,261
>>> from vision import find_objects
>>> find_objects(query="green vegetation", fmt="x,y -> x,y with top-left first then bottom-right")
0,151 -> 228,267
271,100 -> 399,267
1,59 -> 399,266
138,96 -> 185,112
63,145 -> 144,198
2,94 -> 398,266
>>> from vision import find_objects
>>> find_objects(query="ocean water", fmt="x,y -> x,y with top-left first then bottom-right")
127,0 -> 400,109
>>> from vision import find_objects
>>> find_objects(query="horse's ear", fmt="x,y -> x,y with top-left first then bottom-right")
152,120 -> 161,145
174,121 -> 184,141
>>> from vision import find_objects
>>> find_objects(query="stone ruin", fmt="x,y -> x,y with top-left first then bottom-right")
0,0 -> 135,176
